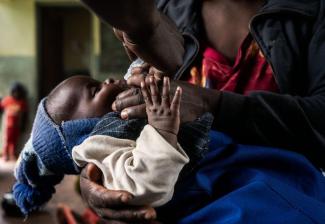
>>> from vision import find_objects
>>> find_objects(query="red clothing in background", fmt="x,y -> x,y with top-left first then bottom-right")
187,35 -> 279,95
1,95 -> 27,160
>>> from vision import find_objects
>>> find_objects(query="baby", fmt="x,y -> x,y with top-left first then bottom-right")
13,75 -> 213,215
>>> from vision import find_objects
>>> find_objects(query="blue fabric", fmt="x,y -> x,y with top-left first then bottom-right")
157,131 -> 325,223
91,112 -> 214,174
32,98 -> 100,174
13,98 -> 100,215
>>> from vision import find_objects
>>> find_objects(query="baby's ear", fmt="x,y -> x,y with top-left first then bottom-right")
86,163 -> 103,184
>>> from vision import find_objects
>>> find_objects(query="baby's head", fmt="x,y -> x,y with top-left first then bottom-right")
46,75 -> 126,124
13,75 -> 127,215
31,75 -> 127,172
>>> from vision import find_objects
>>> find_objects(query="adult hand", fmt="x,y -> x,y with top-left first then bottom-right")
113,28 -> 137,61
118,12 -> 184,76
80,163 -> 159,224
112,74 -> 221,122
81,0 -> 184,75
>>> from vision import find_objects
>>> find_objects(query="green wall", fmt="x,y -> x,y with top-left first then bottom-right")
0,0 -> 129,152
0,0 -> 37,151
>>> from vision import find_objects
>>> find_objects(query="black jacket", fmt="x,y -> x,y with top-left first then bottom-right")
155,0 -> 325,167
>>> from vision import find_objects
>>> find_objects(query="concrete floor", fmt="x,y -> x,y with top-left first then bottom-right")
0,158 -> 86,224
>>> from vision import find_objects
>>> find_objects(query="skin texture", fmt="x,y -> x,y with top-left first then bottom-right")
202,0 -> 265,61
79,0 -> 265,223
80,163 -> 160,224
141,76 -> 182,148
113,70 -> 220,124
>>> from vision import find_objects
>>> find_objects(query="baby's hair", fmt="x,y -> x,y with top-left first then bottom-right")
45,82 -> 78,125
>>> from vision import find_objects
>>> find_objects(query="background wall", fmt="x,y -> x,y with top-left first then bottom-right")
0,0 -> 129,152
0,0 -> 37,151
0,0 -> 36,98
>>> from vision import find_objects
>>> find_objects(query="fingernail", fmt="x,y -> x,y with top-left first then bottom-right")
121,110 -> 128,119
141,81 -> 145,88
112,102 -> 117,111
121,194 -> 132,203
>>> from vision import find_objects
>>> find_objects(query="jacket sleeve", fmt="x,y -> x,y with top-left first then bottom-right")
214,6 -> 325,168
215,91 -> 325,166
72,125 -> 189,207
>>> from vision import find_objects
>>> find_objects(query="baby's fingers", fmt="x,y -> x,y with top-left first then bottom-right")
170,86 -> 182,113
149,76 -> 160,106
141,81 -> 152,107
161,77 -> 171,107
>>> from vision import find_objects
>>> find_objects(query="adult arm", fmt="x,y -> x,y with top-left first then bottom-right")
80,0 -> 184,75
114,68 -> 325,168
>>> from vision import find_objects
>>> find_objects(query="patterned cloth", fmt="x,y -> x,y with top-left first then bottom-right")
187,35 -> 279,95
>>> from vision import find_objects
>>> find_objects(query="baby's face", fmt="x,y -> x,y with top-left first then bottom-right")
52,75 -> 127,120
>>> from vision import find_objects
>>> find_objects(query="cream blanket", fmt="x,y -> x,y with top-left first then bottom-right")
72,124 -> 189,206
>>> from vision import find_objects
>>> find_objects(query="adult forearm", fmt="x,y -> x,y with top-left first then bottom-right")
215,91 -> 325,168
81,0 -> 184,75
170,81 -> 221,123
81,0 -> 159,38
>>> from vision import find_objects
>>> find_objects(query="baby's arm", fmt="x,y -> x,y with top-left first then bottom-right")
141,76 -> 182,148
73,127 -> 189,207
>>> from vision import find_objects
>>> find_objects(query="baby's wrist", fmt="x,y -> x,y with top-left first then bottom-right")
154,128 -> 178,148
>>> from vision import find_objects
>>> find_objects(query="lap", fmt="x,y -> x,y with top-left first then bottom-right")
157,131 -> 325,224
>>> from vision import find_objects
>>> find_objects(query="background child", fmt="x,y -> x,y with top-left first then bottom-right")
0,82 -> 28,161
13,75 -> 213,215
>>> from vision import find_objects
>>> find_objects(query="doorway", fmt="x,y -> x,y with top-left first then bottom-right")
37,6 -> 92,99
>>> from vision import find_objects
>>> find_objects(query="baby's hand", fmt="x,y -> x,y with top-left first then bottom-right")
141,76 -> 182,147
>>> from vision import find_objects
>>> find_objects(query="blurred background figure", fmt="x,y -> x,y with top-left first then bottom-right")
0,1 -> 129,223
0,82 -> 28,161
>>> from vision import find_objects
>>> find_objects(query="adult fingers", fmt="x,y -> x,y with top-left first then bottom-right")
113,28 -> 124,42
96,206 -> 156,222
85,163 -> 102,184
83,176 -> 133,208
80,165 -> 133,208
113,28 -> 137,61
112,89 -> 142,112
120,104 -> 146,120
127,74 -> 146,87
171,86 -> 182,113
116,88 -> 141,101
